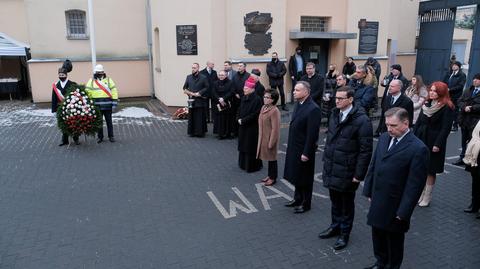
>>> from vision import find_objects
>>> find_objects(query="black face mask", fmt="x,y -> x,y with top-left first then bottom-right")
59,77 -> 67,82
272,58 -> 278,62
94,74 -> 105,80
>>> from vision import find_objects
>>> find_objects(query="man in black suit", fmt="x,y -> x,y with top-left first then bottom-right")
443,61 -> 466,132
363,107 -> 429,269
231,62 -> 251,137
375,79 -> 414,136
267,52 -> 288,110
200,61 -> 218,124
284,81 -> 322,213
51,68 -> 79,146
319,86 -> 373,250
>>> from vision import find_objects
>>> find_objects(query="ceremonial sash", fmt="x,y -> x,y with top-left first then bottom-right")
94,79 -> 112,98
52,82 -> 64,102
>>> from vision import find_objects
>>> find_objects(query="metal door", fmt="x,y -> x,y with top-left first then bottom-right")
415,8 -> 456,84
467,5 -> 480,88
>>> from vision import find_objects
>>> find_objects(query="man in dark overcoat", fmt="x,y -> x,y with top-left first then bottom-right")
319,86 -> 373,250
183,63 -> 209,137
231,62 -> 250,137
443,61 -> 466,132
299,62 -> 324,107
284,81 -> 322,213
363,107 -> 429,269
376,79 -> 413,135
267,51 -> 287,110
200,60 -> 218,125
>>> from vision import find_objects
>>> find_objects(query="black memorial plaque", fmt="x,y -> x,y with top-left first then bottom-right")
176,25 -> 198,55
244,11 -> 273,55
358,21 -> 379,54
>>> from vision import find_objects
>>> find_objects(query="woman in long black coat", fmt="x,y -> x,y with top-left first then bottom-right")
212,71 -> 233,139
414,81 -> 455,207
238,76 -> 263,172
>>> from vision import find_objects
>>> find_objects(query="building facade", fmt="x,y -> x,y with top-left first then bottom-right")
0,0 -> 419,107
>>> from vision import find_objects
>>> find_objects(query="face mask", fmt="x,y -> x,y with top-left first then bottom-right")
59,77 -> 67,82
272,58 -> 277,62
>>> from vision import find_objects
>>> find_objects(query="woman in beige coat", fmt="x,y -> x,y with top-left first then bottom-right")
257,89 -> 281,186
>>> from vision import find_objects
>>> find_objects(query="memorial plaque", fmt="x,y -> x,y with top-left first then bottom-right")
244,11 -> 273,55
176,25 -> 198,55
358,21 -> 379,54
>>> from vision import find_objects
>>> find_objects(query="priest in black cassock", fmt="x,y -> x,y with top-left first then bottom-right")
212,70 -> 233,139
238,76 -> 263,172
183,63 -> 210,137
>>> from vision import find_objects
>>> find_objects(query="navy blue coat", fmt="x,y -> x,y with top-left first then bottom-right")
363,132 -> 429,233
284,97 -> 322,187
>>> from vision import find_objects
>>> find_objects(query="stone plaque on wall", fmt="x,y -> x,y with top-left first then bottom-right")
176,25 -> 198,55
358,21 -> 379,54
244,11 -> 273,55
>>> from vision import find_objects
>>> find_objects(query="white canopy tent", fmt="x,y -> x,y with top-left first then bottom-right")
0,32 -> 29,56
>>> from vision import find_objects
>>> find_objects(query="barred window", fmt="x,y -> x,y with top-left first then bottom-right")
300,16 -> 329,32
65,10 -> 88,39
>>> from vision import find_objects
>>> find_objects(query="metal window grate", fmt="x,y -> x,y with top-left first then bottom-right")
419,8 -> 456,23
300,16 -> 329,32
66,10 -> 88,39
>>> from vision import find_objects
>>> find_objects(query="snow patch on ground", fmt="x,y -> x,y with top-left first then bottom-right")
113,107 -> 154,118
15,109 -> 55,117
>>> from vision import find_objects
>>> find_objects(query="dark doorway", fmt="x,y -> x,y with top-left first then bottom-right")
299,39 -> 329,76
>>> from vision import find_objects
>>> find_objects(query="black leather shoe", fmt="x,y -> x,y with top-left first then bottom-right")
333,234 -> 349,250
97,138 -> 103,144
318,227 -> 340,239
293,205 -> 310,214
453,159 -> 465,166
109,137 -> 115,143
464,205 -> 479,213
364,264 -> 383,269
284,200 -> 299,207
58,142 -> 68,146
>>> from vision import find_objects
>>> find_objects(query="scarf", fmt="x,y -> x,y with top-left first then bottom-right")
422,100 -> 444,118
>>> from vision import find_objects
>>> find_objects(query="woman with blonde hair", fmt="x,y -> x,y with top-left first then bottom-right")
405,75 -> 428,125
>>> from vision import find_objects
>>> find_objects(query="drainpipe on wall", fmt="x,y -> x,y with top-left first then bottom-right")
145,0 -> 156,99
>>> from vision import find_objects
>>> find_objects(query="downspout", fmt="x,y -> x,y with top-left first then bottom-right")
146,0 -> 155,98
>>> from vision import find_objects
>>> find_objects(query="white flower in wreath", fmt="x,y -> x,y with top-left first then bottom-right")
78,101 -> 82,105
81,113 -> 85,116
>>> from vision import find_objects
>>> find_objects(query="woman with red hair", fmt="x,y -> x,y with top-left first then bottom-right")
414,81 -> 455,207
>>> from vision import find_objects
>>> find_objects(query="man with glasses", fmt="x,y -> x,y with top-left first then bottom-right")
320,86 -> 373,250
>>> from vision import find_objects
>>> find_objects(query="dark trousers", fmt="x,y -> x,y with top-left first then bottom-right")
98,110 -> 114,139
267,160 -> 278,180
460,126 -> 472,158
452,99 -> 460,128
470,167 -> 480,210
372,227 -> 405,269
272,84 -> 285,106
329,189 -> 355,235
61,133 -> 79,144
294,181 -> 313,208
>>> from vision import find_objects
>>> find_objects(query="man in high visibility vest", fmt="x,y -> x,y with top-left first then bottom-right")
85,64 -> 118,143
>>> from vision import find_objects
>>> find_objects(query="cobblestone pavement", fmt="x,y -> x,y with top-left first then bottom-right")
0,102 -> 479,269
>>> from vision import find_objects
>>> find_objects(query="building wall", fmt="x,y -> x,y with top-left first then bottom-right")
23,0 -> 148,59
29,60 -> 150,102
453,27 -> 473,65
0,0 -> 30,44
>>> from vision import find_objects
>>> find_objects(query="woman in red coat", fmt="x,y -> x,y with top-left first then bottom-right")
257,89 -> 281,186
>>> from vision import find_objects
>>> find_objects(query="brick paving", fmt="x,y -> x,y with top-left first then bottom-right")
0,101 -> 478,269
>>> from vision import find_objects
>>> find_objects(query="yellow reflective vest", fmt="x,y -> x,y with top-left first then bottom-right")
85,77 -> 118,110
